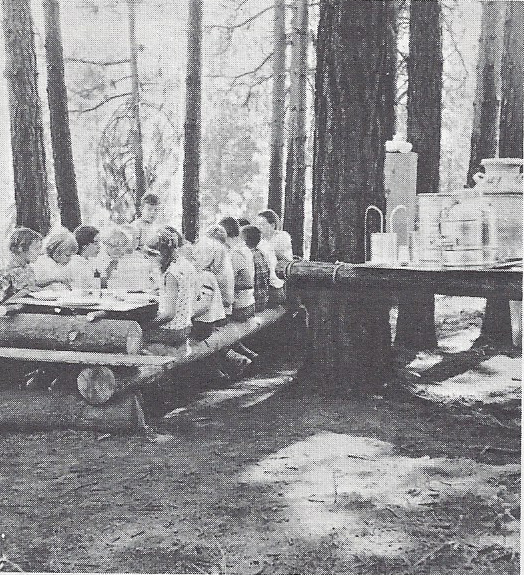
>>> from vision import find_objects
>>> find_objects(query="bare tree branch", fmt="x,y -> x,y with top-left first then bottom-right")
70,92 -> 131,113
65,57 -> 129,66
206,5 -> 272,31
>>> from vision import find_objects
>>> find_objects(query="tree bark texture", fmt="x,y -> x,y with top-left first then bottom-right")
308,0 -> 393,392
479,2 -> 523,348
407,0 -> 443,195
43,0 -> 81,231
182,0 -> 203,242
467,1 -> 504,187
283,0 -> 308,256
311,0 -> 390,263
384,0 -> 398,141
128,0 -> 147,212
0,314 -> 143,354
267,0 -> 286,217
396,0 -> 443,351
0,387 -> 146,432
2,0 -> 50,235
499,1 -> 523,159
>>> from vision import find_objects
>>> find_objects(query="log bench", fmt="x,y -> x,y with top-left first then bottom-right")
0,306 -> 288,432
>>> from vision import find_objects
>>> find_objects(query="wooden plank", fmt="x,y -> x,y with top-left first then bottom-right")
278,261 -> 522,300
0,347 -> 177,366
0,306 -> 288,368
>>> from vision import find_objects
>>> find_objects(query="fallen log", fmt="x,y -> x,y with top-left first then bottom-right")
0,387 -> 146,432
77,305 -> 288,405
0,314 -> 142,354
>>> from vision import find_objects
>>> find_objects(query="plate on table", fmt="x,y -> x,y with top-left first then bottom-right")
29,290 -> 61,301
108,290 -> 158,304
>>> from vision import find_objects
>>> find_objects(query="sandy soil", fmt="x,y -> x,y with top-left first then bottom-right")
0,297 -> 520,574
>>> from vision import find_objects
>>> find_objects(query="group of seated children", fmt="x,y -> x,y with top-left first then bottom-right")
0,194 -> 293,368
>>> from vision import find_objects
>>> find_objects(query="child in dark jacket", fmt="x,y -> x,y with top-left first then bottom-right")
241,225 -> 269,312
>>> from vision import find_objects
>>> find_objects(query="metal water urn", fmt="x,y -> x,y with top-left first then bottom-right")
473,158 -> 523,262
440,191 -> 493,267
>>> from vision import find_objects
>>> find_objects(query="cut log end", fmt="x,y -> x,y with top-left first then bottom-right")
77,366 -> 116,405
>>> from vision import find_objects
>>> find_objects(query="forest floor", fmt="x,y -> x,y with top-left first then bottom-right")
0,296 -> 520,574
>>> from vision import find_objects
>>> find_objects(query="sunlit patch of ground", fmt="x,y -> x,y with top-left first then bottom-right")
240,432 -> 520,558
415,355 -> 521,404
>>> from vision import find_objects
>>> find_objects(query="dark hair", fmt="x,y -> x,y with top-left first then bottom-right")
218,217 -> 240,238
146,227 -> 183,273
9,227 -> 42,254
257,209 -> 281,230
141,193 -> 160,207
74,225 -> 100,254
237,218 -> 251,227
241,225 -> 261,249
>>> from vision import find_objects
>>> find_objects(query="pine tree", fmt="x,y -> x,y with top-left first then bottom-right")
2,0 -> 50,234
43,0 -> 82,231
182,0 -> 203,242
283,0 -> 308,256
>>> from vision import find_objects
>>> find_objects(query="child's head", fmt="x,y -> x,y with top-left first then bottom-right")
74,225 -> 101,259
255,209 -> 281,238
144,227 -> 183,273
192,237 -> 226,274
205,224 -> 228,245
9,227 -> 43,263
103,227 -> 132,260
218,217 -> 240,243
241,225 -> 262,250
237,218 -> 251,228
140,193 -> 160,224
46,231 -> 78,265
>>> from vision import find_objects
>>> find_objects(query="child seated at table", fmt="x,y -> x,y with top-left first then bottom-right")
241,225 -> 269,312
190,237 -> 226,340
131,193 -> 162,250
144,227 -> 197,344
33,230 -> 79,290
0,227 -> 43,302
219,216 -> 255,322
69,225 -> 101,289
204,225 -> 234,317
107,225 -> 160,293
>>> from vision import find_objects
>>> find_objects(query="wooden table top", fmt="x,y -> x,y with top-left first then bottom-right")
10,290 -> 159,313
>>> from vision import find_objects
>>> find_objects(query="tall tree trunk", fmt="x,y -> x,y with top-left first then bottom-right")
43,0 -> 81,231
283,0 -> 308,257
395,0 -> 442,351
466,1 -> 504,187
307,0 -> 393,393
267,0 -> 286,216
2,0 -> 50,235
479,1 -> 523,348
499,1 -> 523,159
127,0 -> 146,212
407,0 -> 442,196
384,0 -> 398,141
182,0 -> 203,242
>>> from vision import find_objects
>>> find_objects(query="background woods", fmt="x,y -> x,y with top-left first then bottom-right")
0,0 -> 512,257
